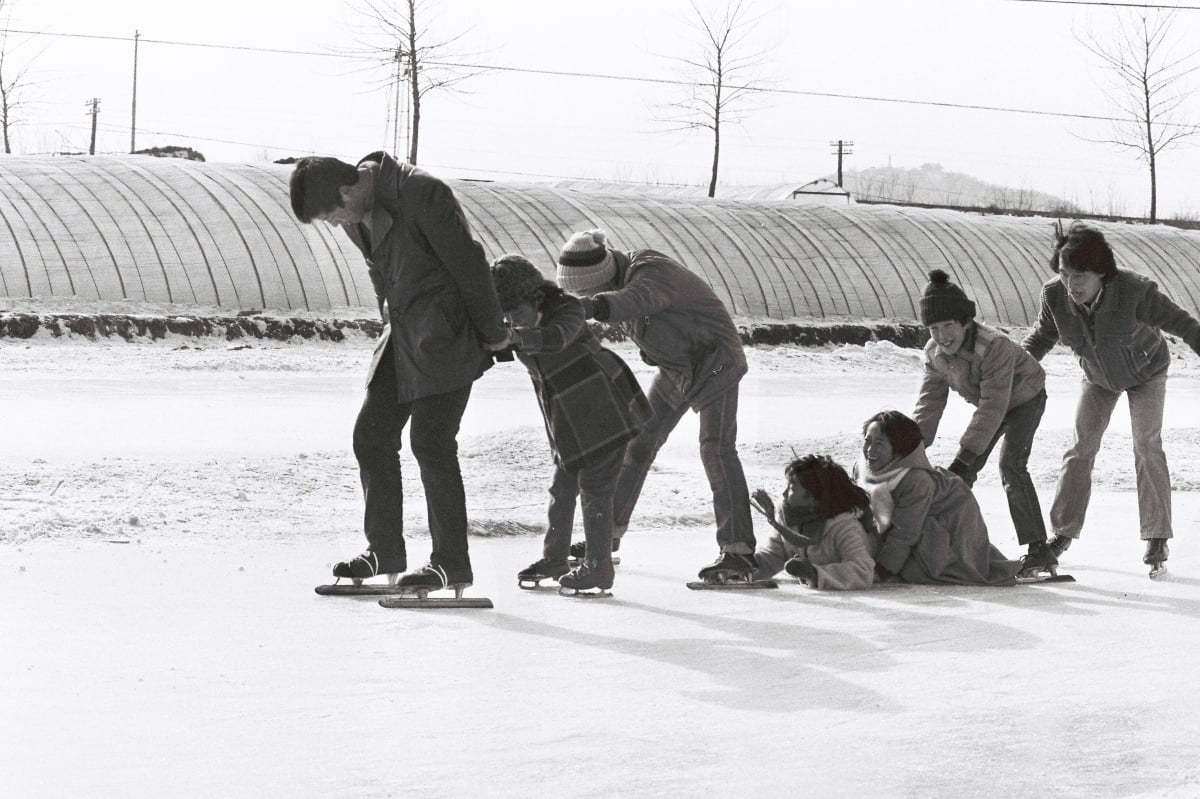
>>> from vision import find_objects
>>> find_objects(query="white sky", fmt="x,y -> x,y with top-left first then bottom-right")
4,0 -> 1200,217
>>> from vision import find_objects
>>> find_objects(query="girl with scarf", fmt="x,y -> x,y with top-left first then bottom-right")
750,454 -> 877,590
856,411 -> 1022,586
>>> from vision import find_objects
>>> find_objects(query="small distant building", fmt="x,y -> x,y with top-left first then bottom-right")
135,145 -> 206,162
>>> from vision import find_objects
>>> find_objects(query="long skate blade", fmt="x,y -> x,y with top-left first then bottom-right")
687,580 -> 778,591
316,584 -> 410,596
1015,573 -> 1076,584
378,596 -> 494,609
557,587 -> 613,598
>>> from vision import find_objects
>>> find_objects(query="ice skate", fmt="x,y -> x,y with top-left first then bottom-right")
1018,540 -> 1059,579
1144,538 -> 1169,580
517,558 -> 569,589
377,562 -> 493,608
316,550 -> 408,595
558,558 -> 614,598
688,552 -> 777,590
567,538 -> 620,567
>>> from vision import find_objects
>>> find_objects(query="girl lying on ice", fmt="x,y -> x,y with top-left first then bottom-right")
856,410 -> 1022,586
750,454 -> 878,590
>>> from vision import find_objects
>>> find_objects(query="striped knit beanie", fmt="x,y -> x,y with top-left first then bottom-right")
556,230 -> 617,294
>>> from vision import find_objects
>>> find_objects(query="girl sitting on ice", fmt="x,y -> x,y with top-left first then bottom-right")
856,410 -> 1022,586
750,454 -> 878,590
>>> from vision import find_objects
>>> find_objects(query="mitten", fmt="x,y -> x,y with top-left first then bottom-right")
785,557 -> 818,586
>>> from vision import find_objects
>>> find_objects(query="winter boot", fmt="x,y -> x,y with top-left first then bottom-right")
1047,535 -> 1074,558
332,550 -> 406,585
697,552 -> 757,583
1144,538 -> 1169,579
517,558 -> 570,589
568,537 -> 620,565
1019,540 -> 1059,578
397,562 -> 474,598
558,558 -> 615,596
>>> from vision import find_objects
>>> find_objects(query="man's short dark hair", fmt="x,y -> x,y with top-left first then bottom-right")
1050,220 -> 1116,280
289,157 -> 359,223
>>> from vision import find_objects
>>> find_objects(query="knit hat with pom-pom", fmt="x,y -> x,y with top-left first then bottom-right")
919,269 -> 976,325
556,230 -> 617,294
491,254 -> 553,311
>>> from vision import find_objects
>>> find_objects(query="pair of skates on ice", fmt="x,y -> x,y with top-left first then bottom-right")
1019,535 -> 1169,583
517,540 -> 776,595
315,552 -> 493,608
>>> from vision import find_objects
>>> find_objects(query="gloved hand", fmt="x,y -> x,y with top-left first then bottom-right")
785,557 -> 818,586
578,297 -> 595,319
749,488 -> 775,520
947,458 -> 972,479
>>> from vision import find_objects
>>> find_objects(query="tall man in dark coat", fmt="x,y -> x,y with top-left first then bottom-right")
290,153 -> 510,592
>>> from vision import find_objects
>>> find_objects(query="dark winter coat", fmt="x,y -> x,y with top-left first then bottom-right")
857,445 -> 1022,586
512,288 -> 651,471
592,249 -> 747,411
341,152 -> 508,403
913,321 -> 1046,462
1023,269 -> 1200,393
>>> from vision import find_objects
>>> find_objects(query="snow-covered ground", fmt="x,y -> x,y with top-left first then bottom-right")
3,334 -> 1200,798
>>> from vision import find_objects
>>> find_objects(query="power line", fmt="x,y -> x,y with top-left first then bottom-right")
997,0 -> 1200,10
6,25 -> 1197,131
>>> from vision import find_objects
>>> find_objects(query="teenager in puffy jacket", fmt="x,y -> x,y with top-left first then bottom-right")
1023,221 -> 1200,576
911,269 -> 1055,577
555,230 -> 755,583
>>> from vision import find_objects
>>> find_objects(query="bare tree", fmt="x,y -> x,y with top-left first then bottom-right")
0,0 -> 38,154
348,0 -> 484,165
661,0 -> 772,198
1079,9 -> 1200,222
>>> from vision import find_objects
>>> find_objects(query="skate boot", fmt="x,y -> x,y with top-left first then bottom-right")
558,558 -> 615,597
332,550 -> 406,586
1019,540 -> 1059,578
697,552 -> 757,584
517,558 -> 570,589
1047,535 -> 1074,559
1144,538 -> 1169,579
567,537 -> 620,566
397,562 -> 474,599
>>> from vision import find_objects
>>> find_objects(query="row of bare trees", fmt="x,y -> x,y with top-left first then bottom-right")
0,0 -> 1195,218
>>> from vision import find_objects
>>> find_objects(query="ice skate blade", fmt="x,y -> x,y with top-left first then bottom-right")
1149,564 -> 1168,580
1015,573 -> 1076,584
378,596 -> 493,609
517,578 -> 557,590
316,583 -> 409,596
687,579 -> 778,591
344,572 -> 401,588
557,586 -> 613,598
569,556 -> 621,567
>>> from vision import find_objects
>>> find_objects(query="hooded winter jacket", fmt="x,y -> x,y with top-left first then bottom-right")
1022,269 -> 1200,393
342,152 -> 508,403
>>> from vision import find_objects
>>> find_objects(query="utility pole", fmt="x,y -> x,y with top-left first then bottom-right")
130,30 -> 140,153
86,97 -> 101,155
830,139 -> 854,187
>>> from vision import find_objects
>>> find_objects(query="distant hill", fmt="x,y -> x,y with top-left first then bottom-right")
833,163 -> 1081,215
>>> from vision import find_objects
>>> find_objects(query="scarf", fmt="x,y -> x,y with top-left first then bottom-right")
779,504 -> 825,546
856,457 -> 911,534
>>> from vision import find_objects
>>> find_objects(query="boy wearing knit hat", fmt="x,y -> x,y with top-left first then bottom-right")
911,269 -> 1056,577
491,254 -> 650,595
555,230 -> 759,584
